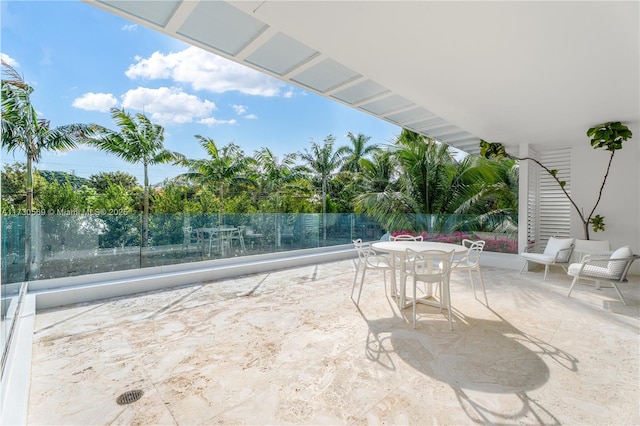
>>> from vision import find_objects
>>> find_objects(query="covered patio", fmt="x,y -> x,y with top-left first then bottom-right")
2,2 -> 639,424
28,258 -> 639,424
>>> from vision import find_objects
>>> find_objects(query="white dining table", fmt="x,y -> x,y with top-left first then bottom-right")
371,241 -> 468,308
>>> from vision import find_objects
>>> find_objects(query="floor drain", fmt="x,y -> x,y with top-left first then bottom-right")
116,389 -> 144,405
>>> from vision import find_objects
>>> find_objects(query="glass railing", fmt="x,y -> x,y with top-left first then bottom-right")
0,211 -> 517,366
1,212 -> 517,284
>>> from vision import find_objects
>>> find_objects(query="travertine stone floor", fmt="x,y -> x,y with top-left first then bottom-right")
28,260 -> 639,425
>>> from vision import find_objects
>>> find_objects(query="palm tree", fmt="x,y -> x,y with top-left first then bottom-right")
337,132 -> 379,174
179,135 -> 255,225
298,135 -> 344,241
356,130 -> 485,233
252,147 -> 306,211
359,149 -> 395,193
1,60 -> 101,210
88,107 -> 184,246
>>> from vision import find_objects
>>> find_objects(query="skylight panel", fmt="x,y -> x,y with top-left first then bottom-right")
385,107 -> 433,125
178,1 -> 268,56
410,117 -> 446,131
438,132 -> 473,142
331,80 -> 389,104
245,33 -> 318,76
291,59 -> 361,93
360,94 -> 414,115
97,0 -> 180,27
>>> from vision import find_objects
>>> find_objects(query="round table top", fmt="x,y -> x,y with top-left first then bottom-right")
371,240 -> 467,254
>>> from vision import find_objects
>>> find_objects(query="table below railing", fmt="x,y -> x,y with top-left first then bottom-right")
195,226 -> 238,256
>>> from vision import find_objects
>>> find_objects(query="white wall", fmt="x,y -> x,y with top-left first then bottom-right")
570,136 -> 640,273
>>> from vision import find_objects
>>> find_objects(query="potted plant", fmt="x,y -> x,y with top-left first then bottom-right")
480,121 -> 632,240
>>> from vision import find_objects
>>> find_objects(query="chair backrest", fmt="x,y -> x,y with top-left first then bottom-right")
579,253 -> 639,282
543,237 -> 575,263
405,248 -> 455,280
353,238 -> 370,262
390,234 -> 423,241
461,239 -> 485,266
607,246 -> 636,280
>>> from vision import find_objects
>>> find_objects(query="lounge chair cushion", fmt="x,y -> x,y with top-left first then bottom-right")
542,237 -> 574,262
521,253 -> 556,263
568,262 -> 618,280
608,246 -> 632,274
609,245 -> 632,260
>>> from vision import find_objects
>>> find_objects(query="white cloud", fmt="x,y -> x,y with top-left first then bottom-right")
72,92 -> 119,112
283,89 -> 295,99
1,53 -> 19,67
121,86 -> 217,125
125,46 -> 284,96
232,104 -> 247,115
199,117 -> 237,127
244,114 -> 258,120
122,24 -> 137,32
126,52 -> 173,80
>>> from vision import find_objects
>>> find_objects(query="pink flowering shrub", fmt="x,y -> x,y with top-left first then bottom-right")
391,230 -> 518,253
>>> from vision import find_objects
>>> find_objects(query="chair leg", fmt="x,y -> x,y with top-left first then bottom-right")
412,277 -> 417,329
468,269 -> 476,297
351,263 -> 359,301
475,267 -> 489,306
567,276 -> 579,297
445,277 -> 452,331
520,260 -> 528,274
543,265 -> 549,281
356,267 -> 367,306
611,283 -> 627,305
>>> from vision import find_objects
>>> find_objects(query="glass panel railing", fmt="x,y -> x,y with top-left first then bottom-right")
0,213 -> 516,284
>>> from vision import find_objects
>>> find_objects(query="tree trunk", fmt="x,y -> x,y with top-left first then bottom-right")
583,221 -> 590,241
142,163 -> 149,247
26,155 -> 33,211
322,178 -> 327,242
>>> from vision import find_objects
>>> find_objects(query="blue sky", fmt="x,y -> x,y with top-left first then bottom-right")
1,0 -> 401,185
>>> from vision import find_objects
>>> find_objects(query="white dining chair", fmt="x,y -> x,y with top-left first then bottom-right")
228,226 -> 246,254
404,248 -> 455,330
352,239 -> 392,306
452,239 -> 488,305
182,226 -> 200,252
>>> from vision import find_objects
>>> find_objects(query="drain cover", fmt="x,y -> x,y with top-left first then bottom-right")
116,389 -> 144,405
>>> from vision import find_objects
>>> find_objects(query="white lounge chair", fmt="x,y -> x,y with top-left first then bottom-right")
567,245 -> 639,305
520,237 -> 575,281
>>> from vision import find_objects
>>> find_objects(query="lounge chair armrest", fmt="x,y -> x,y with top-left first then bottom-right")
523,242 -> 544,253
553,245 -> 575,262
580,254 -> 610,263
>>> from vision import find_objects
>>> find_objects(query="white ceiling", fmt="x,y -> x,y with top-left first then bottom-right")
85,0 -> 639,155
